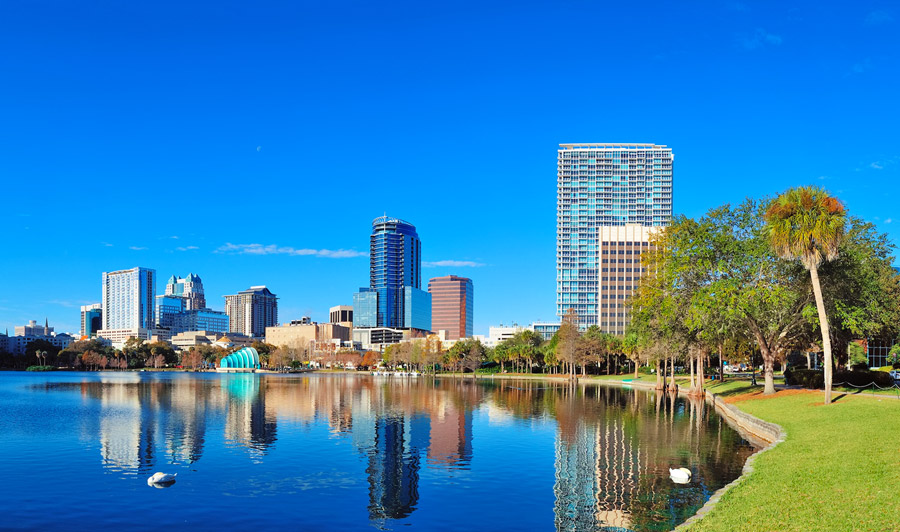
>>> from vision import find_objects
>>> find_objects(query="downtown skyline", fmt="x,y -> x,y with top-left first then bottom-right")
2,1 -> 898,336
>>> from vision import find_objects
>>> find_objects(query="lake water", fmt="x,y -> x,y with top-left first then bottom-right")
0,372 -> 757,531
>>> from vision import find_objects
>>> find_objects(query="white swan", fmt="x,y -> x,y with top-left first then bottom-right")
669,467 -> 691,484
147,472 -> 177,486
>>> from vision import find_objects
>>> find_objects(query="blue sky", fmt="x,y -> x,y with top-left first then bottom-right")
2,0 -> 898,336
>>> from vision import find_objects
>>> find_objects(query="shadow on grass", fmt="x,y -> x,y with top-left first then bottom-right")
705,380 -> 760,398
831,393 -> 851,403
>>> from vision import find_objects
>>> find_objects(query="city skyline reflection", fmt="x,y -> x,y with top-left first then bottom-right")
34,373 -> 756,531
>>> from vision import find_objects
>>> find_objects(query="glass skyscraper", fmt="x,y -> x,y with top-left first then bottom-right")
369,216 -> 423,328
556,143 -> 673,326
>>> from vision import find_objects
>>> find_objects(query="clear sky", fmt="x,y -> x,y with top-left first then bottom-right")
2,1 -> 898,336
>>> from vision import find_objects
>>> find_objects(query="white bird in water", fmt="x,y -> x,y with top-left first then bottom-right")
669,467 -> 692,484
147,472 -> 177,487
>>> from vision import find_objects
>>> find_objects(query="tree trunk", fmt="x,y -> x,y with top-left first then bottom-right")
669,355 -> 675,391
718,344 -> 724,382
688,357 -> 697,393
809,265 -> 833,404
698,354 -> 705,394
760,344 -> 776,394
634,360 -> 639,379
655,359 -> 663,390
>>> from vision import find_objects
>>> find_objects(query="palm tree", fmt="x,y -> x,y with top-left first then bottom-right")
765,186 -> 846,404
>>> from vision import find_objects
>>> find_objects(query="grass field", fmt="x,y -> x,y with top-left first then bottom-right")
685,390 -> 900,532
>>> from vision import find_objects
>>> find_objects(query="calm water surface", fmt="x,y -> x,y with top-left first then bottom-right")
0,372 -> 757,531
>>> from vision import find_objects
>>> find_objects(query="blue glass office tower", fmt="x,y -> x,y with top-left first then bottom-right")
353,289 -> 378,328
370,216 -> 422,328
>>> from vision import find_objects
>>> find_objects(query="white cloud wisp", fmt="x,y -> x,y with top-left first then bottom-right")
216,243 -> 366,258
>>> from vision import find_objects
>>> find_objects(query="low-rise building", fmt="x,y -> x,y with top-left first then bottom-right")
531,322 -> 561,341
15,319 -> 53,337
170,330 -> 254,350
352,327 -> 429,351
1,331 -> 75,355
265,321 -> 350,348
97,328 -> 153,349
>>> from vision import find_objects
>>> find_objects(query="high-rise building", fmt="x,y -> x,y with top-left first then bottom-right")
598,225 -> 657,335
80,304 -> 102,337
354,216 -> 430,333
370,216 -> 422,328
353,289 -> 378,328
155,295 -> 185,330
99,267 -> 156,344
224,286 -> 278,338
557,143 -> 672,327
403,286 -> 432,331
164,273 -> 206,310
427,275 -> 473,341
155,295 -> 229,334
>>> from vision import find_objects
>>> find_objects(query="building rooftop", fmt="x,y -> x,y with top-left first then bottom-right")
558,143 -> 669,150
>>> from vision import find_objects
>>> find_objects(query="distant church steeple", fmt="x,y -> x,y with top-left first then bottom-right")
44,317 -> 49,336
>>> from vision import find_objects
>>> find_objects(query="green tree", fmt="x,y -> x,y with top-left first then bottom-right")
847,342 -> 867,369
766,186 -> 847,404
817,218 -> 900,369
25,339 -> 60,367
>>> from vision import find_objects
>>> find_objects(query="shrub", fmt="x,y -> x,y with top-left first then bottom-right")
784,368 -> 824,388
638,365 -> 654,375
833,370 -> 896,388
25,365 -> 56,372
786,368 -> 895,389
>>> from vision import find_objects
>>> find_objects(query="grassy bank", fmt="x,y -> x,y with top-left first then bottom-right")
686,390 -> 900,532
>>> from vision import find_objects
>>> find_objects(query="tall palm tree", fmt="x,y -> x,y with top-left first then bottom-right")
765,186 -> 846,404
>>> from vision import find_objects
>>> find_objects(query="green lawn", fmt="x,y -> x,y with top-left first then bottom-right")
686,391 -> 900,532
593,373 -> 762,396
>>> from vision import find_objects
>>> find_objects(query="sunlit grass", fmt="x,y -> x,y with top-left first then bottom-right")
686,391 -> 900,532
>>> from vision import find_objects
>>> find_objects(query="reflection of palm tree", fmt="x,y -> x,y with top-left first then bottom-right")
766,186 -> 846,403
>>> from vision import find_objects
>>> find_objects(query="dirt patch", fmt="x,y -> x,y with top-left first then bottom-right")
724,388 -> 818,404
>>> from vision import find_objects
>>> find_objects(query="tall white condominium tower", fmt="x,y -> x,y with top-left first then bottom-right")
557,143 -> 672,328
99,267 -> 156,345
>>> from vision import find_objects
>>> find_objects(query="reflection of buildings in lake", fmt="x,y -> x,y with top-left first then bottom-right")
427,402 -> 472,468
98,380 -> 145,471
593,418 -> 640,530
554,417 -> 598,531
553,414 -> 639,531
223,376 -> 277,454
483,400 -> 515,426
165,380 -> 208,464
366,413 -> 427,520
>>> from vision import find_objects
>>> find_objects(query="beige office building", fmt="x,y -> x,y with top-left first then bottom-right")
329,305 -> 354,329
266,322 -> 350,348
598,224 -> 658,335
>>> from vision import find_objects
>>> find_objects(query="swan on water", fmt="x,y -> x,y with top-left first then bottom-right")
147,472 -> 177,486
669,467 -> 691,484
